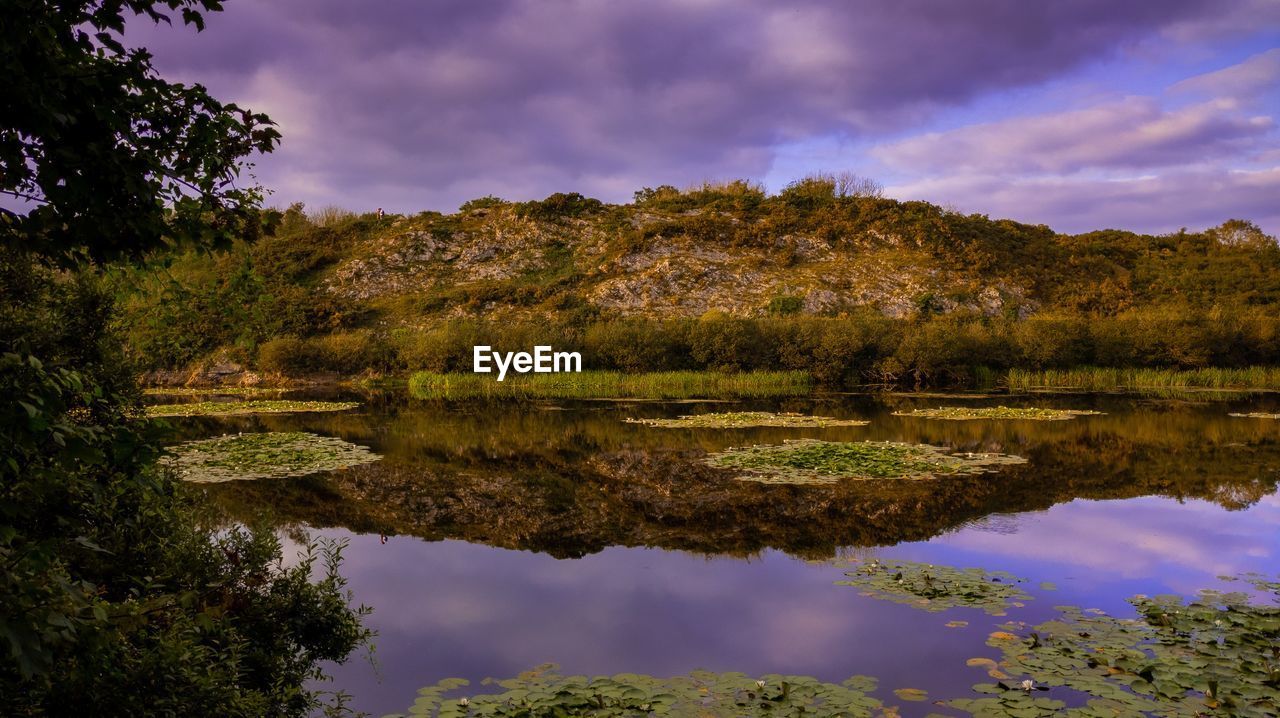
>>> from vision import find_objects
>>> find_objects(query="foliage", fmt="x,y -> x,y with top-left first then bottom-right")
459,196 -> 509,212
160,431 -> 381,483
2,2 -> 370,713
514,192 -> 604,221
893,406 -> 1105,421
704,439 -> 1027,485
0,353 -> 372,714
625,411 -> 868,429
145,399 -> 359,417
836,558 -> 1034,615
389,664 -> 882,718
1,0 -> 279,263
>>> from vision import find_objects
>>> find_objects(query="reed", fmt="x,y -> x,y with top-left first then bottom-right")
1007,366 -> 1280,394
407,370 -> 812,400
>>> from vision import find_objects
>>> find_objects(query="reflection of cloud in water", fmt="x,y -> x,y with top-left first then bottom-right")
936,495 -> 1280,593
319,534 -> 983,716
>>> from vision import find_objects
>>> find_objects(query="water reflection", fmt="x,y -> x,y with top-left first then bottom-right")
158,392 -> 1280,716
176,393 -> 1280,558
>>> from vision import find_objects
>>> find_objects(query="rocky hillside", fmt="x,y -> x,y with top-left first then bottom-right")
297,184 -> 1277,324
326,203 -> 1030,320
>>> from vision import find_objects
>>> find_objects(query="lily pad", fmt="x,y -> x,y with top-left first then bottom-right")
388,665 -> 883,718
893,406 -> 1105,421
837,558 -> 1033,614
143,386 -> 295,397
160,431 -> 381,483
705,439 -> 1026,485
626,411 -> 869,429
146,400 -> 360,417
951,574 -> 1280,718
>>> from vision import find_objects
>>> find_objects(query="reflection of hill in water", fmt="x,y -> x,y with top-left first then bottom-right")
186,393 -> 1280,559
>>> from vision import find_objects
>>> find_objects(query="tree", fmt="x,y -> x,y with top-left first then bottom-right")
1,0 -> 280,264
1,2 -> 369,715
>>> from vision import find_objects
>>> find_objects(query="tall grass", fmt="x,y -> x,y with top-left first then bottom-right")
1007,366 -> 1280,394
407,370 -> 812,400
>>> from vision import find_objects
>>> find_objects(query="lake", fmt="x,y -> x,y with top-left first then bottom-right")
161,391 -> 1280,716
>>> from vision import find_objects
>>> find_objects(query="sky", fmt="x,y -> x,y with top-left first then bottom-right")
130,0 -> 1280,234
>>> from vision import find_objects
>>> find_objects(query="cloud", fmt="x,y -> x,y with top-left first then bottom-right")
1172,48 -> 1280,102
874,97 -> 1273,174
124,0 -> 1229,211
887,166 -> 1280,234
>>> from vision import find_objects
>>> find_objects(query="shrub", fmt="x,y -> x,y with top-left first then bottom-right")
766,295 -> 805,316
459,195 -> 508,212
312,330 -> 390,373
257,335 -> 320,374
515,192 -> 604,221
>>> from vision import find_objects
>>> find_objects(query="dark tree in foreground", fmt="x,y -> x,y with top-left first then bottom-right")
1,0 -> 279,263
1,2 -> 369,715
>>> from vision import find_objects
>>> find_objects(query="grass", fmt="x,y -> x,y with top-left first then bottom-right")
145,400 -> 359,417
160,431 -> 380,483
407,370 -> 813,400
893,406 -> 1104,421
625,411 -> 868,428
1007,367 -> 1280,395
704,439 -> 1026,485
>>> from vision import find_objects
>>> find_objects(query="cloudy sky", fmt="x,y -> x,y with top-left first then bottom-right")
132,0 -> 1280,234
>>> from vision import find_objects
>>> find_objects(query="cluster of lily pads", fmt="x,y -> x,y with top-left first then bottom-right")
160,431 -> 381,483
952,574 -> 1280,718
146,399 -> 360,417
704,439 -> 1026,485
393,665 -> 883,718
836,558 -> 1038,615
143,386 -> 294,397
625,411 -> 868,429
893,406 -> 1105,421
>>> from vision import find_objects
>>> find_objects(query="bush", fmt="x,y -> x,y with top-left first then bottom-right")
257,335 -> 319,374
583,321 -> 691,372
515,192 -> 604,221
688,313 -> 767,372
312,330 -> 390,374
459,195 -> 509,212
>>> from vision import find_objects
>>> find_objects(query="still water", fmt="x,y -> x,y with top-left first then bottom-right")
162,392 -> 1280,716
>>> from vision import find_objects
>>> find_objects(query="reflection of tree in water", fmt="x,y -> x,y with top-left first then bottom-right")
200,421 -> 1280,559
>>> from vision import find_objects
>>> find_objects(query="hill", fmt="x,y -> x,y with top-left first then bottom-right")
114,178 -> 1280,386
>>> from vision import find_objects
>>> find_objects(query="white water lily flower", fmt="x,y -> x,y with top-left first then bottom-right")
1021,680 -> 1034,691
756,680 -> 766,688
458,697 -> 469,706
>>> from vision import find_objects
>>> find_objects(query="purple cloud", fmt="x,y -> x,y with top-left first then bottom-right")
887,166 -> 1280,234
127,0 -> 1231,214
1172,48 -> 1280,101
873,97 -> 1274,174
